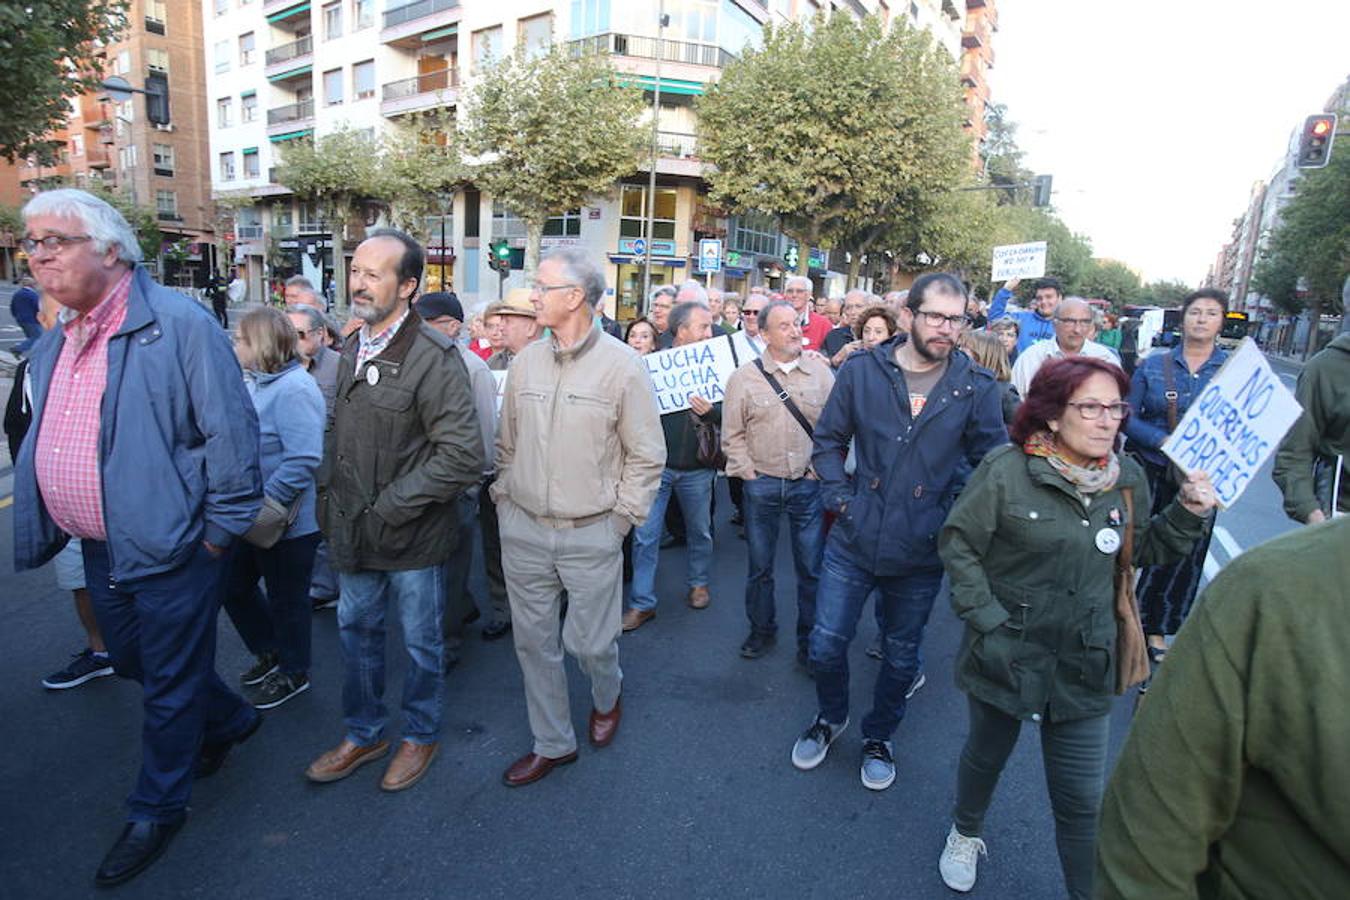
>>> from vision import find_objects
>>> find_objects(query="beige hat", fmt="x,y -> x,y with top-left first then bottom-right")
485,288 -> 536,319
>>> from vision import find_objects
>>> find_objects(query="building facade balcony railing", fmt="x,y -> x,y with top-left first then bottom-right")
656,130 -> 698,159
382,66 -> 458,101
383,0 -> 459,30
267,99 -> 315,126
266,34 -> 313,67
568,32 -> 735,69
236,225 -> 265,239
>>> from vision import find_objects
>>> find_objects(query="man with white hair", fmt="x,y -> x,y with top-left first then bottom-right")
783,275 -> 833,352
1009,296 -> 1120,396
648,284 -> 678,349
823,289 -> 870,362
13,189 -> 263,886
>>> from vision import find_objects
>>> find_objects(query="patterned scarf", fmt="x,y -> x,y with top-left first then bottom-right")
1024,430 -> 1120,495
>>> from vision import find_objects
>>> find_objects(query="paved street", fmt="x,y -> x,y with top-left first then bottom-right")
0,445 -> 1298,899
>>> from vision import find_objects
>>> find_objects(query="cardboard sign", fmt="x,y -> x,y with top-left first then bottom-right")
991,241 -> 1048,281
643,334 -> 742,414
1161,338 -> 1303,508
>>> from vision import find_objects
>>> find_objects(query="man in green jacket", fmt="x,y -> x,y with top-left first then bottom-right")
1273,333 -> 1350,522
1096,518 -> 1350,898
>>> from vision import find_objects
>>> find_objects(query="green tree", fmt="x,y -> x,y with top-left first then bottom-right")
274,128 -> 388,308
697,13 -> 970,278
1138,278 -> 1192,307
461,46 -> 645,277
383,108 -> 471,240
981,102 -> 1034,206
1249,246 -> 1301,314
83,182 -> 162,264
0,1 -> 128,161
1079,259 -> 1142,309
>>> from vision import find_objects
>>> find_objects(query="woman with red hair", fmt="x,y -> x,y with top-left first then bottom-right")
934,356 -> 1217,899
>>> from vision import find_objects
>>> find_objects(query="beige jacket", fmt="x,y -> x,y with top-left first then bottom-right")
491,324 -> 664,530
722,352 -> 835,480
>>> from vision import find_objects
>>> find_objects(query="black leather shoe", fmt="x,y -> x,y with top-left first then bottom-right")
740,632 -> 776,659
481,620 -> 512,641
195,711 -> 262,779
94,817 -> 184,887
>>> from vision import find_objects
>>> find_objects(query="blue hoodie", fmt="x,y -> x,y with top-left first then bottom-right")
246,360 -> 324,540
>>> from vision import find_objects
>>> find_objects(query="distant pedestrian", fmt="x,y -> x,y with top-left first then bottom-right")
14,189 -> 264,887
11,275 -> 42,354
987,276 -> 1060,354
206,272 -> 229,328
648,284 -> 677,349
493,247 -> 663,786
486,290 -> 540,370
823,289 -> 869,364
783,275 -> 833,351
304,229 -> 483,793
624,317 -> 658,355
958,329 -> 1018,425
1010,297 -> 1119,397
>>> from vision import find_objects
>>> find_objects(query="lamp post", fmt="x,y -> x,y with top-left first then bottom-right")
640,1 -> 668,314
437,192 -> 452,291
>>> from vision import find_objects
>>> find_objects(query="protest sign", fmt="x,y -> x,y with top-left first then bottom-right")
1161,338 -> 1303,508
491,370 -> 507,414
991,241 -> 1048,281
643,334 -> 742,414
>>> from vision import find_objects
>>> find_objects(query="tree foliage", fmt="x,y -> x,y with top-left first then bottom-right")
0,0 -> 128,162
1252,146 -> 1349,318
383,108 -> 471,239
461,45 -> 645,276
697,13 -> 970,277
1078,259 -> 1142,308
1137,278 -> 1192,307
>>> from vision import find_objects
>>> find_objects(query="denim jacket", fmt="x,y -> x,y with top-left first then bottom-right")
1124,345 -> 1227,467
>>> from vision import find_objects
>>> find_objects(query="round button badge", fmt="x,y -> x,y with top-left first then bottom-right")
1094,527 -> 1121,555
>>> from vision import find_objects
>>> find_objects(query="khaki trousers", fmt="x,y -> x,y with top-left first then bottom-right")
498,500 -> 625,757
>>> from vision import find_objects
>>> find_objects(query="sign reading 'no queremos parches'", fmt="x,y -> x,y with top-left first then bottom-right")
991,241 -> 1048,282
643,334 -> 742,414
1161,338 -> 1303,508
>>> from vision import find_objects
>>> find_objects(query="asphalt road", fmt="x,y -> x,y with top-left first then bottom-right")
0,445 -> 1300,899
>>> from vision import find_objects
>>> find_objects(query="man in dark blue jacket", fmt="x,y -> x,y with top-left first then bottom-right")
13,189 -> 263,887
791,273 -> 1008,791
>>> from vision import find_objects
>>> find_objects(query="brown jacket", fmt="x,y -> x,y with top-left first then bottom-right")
722,352 -> 834,480
490,325 -> 663,530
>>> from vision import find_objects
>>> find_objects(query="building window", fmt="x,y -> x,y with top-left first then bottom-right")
217,97 -> 232,127
243,149 -> 260,179
146,47 -> 169,74
239,32 -> 256,66
70,134 -> 85,156
145,0 -> 167,33
543,208 -> 581,237
220,152 -> 236,181
619,185 -> 676,241
240,93 -> 258,123
518,13 -> 552,58
730,211 -> 780,256
115,99 -> 134,126
352,60 -> 375,100
568,0 -> 610,39
215,0 -> 228,15
118,145 -> 139,169
155,189 -> 178,219
323,2 -> 342,40
352,0 -> 373,30
670,0 -> 716,43
115,50 -> 131,75
214,39 -> 231,73
473,26 -> 502,72
323,68 -> 343,105
490,200 -> 526,241
153,143 -> 175,175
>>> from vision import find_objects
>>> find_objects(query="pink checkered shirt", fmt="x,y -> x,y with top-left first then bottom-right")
35,271 -> 133,541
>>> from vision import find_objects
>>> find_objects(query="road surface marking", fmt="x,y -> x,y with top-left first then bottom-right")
0,495 -> 12,510
1203,552 -> 1222,582
1211,525 -> 1243,562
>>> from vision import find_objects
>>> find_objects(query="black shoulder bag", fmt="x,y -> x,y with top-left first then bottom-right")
754,359 -> 814,438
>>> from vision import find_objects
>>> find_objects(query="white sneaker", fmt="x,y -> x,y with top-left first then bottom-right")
939,824 -> 987,892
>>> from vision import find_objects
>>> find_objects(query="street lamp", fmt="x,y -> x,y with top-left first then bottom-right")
437,192 -> 452,291
640,2 -> 669,313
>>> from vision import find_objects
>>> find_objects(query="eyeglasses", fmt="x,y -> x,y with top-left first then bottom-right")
743,308 -> 764,315
1066,401 -> 1129,420
916,310 -> 971,330
21,234 -> 92,255
1056,317 -> 1094,328
529,282 -> 576,294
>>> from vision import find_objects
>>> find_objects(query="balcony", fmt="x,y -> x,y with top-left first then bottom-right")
655,131 -> 698,159
236,224 -> 265,239
381,0 -> 462,49
568,32 -> 735,70
266,99 -> 315,138
637,131 -> 704,177
380,66 -> 458,117
85,144 -> 111,168
263,0 -> 310,29
265,35 -> 314,84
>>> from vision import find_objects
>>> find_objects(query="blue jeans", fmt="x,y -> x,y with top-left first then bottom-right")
82,539 -> 257,823
221,531 -> 320,676
337,565 -> 445,745
629,467 -> 715,611
743,475 -> 824,647
810,541 -> 943,740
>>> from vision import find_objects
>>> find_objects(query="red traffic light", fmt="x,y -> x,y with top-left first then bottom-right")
1297,113 -> 1337,169
1311,118 -> 1332,137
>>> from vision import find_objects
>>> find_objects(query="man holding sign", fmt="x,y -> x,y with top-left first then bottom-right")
988,276 -> 1063,354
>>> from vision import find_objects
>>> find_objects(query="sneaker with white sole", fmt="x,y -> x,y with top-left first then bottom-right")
791,715 -> 848,771
860,738 -> 896,790
249,671 -> 310,710
939,824 -> 987,892
906,670 -> 927,700
42,648 -> 115,690
239,652 -> 278,687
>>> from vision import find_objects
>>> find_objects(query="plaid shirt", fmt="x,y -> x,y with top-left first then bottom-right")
35,271 -> 133,541
355,307 -> 410,375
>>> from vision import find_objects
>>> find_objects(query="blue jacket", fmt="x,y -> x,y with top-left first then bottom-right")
812,335 -> 1009,575
14,267 -> 262,581
1124,345 -> 1228,468
246,361 -> 323,540
989,287 -> 1056,353
10,286 -> 39,326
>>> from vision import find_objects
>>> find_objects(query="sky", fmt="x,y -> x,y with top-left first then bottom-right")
988,1 -> 1350,285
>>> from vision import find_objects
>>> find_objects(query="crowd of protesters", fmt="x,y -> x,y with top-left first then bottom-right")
8,188 -> 1347,897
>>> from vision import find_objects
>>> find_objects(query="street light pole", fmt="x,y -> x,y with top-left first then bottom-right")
438,193 -> 451,291
640,1 -> 668,314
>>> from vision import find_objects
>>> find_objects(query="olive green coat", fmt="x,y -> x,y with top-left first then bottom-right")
938,445 -> 1205,723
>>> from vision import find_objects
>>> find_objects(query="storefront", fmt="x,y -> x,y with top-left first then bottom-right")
611,246 -> 687,321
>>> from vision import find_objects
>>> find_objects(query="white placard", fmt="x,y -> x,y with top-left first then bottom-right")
1161,338 -> 1303,508
643,334 -> 742,414
491,370 -> 507,414
991,241 -> 1048,281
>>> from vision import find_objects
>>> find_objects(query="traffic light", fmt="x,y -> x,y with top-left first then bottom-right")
784,245 -> 799,270
1296,113 -> 1337,169
1032,174 -> 1053,207
488,239 -> 511,274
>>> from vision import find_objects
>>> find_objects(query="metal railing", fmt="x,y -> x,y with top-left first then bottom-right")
265,34 -> 312,67
567,32 -> 734,69
267,99 -> 315,126
237,225 -> 264,239
656,131 -> 698,158
383,0 -> 459,30
382,66 -> 458,101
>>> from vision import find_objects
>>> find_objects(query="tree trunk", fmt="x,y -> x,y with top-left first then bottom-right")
847,252 -> 862,290
524,216 -> 544,283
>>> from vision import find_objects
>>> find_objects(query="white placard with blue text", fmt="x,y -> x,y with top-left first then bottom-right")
643,335 -> 742,414
1161,338 -> 1302,509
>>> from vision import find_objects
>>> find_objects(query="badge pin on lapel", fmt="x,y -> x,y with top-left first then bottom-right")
1095,528 -> 1122,554
366,365 -> 380,386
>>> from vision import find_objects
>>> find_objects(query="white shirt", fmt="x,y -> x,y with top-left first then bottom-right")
1011,338 -> 1120,396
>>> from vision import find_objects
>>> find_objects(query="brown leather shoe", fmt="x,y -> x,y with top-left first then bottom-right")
305,738 -> 390,783
622,608 -> 655,632
379,740 -> 439,792
687,586 -> 711,609
502,750 -> 578,787
589,694 -> 622,748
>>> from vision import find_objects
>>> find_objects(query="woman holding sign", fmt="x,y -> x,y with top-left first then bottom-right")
1122,289 -> 1229,688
